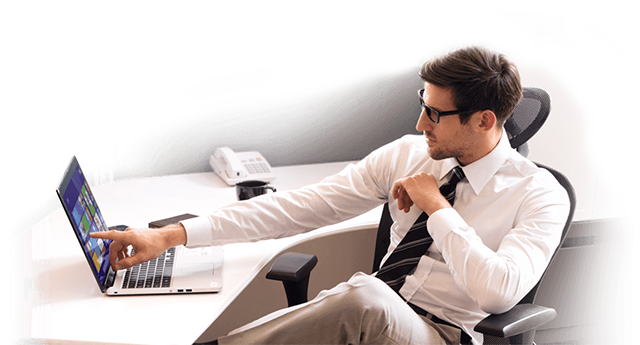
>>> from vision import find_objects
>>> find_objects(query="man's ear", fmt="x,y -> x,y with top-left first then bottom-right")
478,110 -> 497,131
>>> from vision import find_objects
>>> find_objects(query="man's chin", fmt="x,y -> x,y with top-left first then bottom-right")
428,147 -> 457,161
427,147 -> 445,161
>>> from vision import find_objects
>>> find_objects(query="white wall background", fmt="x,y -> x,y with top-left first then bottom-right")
2,1 -> 638,342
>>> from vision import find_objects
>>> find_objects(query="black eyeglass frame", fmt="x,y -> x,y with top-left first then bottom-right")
418,89 -> 476,124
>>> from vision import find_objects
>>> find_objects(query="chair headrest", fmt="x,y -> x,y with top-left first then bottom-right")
505,87 -> 551,150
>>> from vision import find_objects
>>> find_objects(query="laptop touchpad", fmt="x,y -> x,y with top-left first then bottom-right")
178,263 -> 214,276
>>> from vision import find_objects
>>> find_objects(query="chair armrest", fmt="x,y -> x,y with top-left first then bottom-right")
266,252 -> 318,282
473,304 -> 557,338
266,252 -> 318,307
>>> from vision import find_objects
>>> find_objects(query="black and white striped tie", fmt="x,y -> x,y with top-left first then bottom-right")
376,166 -> 466,295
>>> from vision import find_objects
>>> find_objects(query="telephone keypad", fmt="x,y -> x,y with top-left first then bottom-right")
245,162 -> 271,174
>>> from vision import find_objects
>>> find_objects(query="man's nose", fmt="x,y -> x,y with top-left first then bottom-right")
416,109 -> 433,132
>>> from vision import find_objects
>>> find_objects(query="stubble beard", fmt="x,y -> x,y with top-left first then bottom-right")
427,145 -> 464,161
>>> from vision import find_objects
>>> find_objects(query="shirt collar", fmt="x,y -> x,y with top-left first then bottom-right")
438,130 -> 512,195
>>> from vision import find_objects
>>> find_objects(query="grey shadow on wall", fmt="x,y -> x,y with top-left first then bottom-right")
114,63 -> 421,179
123,67 -> 423,179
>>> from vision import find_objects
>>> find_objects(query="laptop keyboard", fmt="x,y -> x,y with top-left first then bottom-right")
122,247 -> 175,289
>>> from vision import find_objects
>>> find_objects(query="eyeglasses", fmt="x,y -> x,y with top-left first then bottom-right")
418,89 -> 475,124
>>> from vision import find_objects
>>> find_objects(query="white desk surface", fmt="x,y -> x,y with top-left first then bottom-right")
19,161 -> 382,345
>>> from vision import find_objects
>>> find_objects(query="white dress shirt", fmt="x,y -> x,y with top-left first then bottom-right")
182,130 -> 570,344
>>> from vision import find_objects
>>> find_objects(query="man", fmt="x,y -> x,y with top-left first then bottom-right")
92,46 -> 570,344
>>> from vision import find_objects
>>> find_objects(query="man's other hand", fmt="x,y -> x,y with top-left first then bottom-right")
392,172 -> 452,215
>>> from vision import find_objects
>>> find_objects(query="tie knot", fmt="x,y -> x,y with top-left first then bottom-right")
449,166 -> 466,185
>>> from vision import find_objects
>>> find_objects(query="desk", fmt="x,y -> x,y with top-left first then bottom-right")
19,162 -> 382,345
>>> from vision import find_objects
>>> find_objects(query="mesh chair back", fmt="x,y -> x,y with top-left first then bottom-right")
373,204 -> 393,272
504,87 -> 551,157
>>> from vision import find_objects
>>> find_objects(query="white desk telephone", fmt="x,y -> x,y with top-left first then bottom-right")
210,147 -> 276,185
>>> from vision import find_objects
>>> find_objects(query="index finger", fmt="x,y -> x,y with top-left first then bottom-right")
90,230 -> 128,269
90,230 -> 127,242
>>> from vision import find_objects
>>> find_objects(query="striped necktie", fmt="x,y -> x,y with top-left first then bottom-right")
376,166 -> 466,295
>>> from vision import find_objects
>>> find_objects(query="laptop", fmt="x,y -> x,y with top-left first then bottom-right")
56,156 -> 223,296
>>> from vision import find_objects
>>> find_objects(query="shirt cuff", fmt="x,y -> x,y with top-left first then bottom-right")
180,216 -> 214,248
427,208 -> 467,246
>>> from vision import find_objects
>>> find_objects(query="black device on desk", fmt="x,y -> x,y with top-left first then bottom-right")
149,213 -> 198,228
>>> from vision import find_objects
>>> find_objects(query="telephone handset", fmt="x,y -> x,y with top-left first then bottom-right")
210,147 -> 276,186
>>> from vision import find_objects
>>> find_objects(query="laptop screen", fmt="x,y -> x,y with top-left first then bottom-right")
57,157 -> 112,290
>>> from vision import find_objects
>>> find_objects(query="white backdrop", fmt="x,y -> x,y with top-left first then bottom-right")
2,1 -> 638,343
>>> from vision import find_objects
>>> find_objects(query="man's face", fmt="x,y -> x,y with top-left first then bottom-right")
416,83 -> 479,165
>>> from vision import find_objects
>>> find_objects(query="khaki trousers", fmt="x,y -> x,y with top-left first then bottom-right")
218,272 -> 466,345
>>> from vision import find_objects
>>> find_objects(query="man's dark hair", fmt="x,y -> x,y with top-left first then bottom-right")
419,46 -> 523,127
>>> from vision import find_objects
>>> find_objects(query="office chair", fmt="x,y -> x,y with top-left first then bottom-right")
266,87 -> 571,344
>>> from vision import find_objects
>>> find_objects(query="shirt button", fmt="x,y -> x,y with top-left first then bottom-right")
415,271 -> 424,278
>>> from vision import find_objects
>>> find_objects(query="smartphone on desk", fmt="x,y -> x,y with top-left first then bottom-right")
210,147 -> 276,186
